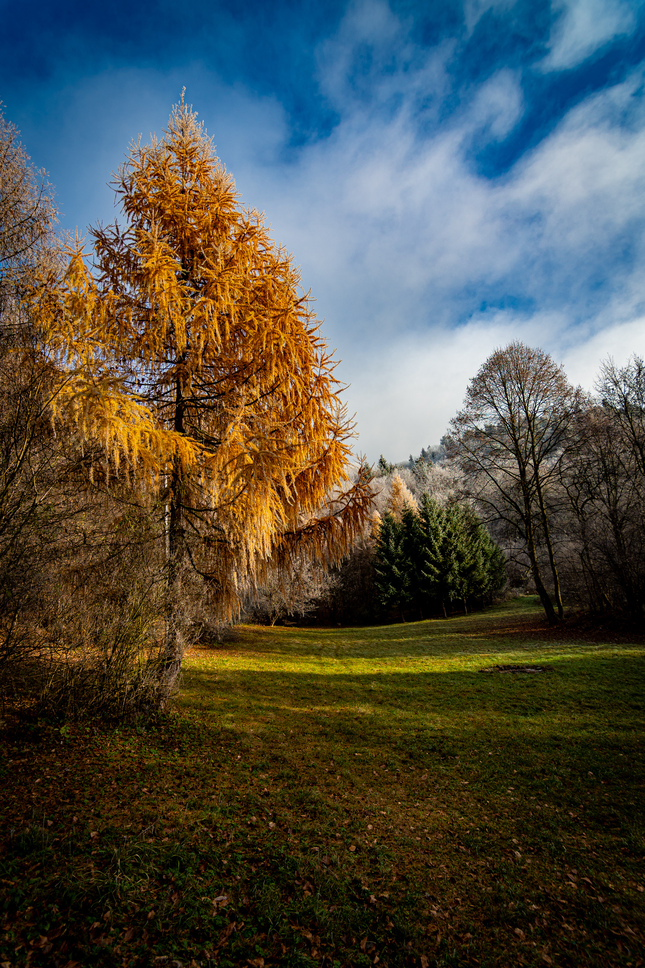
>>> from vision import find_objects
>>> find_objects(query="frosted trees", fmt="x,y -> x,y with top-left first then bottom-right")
563,357 -> 645,618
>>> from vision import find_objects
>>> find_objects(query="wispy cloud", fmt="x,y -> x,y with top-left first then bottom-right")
541,0 -> 638,71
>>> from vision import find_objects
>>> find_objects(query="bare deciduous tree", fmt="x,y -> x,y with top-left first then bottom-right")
447,342 -> 581,624
0,106 -> 62,689
561,357 -> 645,619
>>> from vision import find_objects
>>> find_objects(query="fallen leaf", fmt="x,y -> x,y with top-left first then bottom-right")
216,922 -> 237,949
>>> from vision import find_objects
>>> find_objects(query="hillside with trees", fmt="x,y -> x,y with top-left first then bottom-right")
267,337 -> 645,629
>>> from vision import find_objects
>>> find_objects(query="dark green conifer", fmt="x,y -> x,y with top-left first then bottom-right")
374,494 -> 505,621
374,512 -> 409,619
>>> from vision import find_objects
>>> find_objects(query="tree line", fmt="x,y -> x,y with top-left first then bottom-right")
444,342 -> 645,625
268,339 -> 645,630
367,342 -> 645,628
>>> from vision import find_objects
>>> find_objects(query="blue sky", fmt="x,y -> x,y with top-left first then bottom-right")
3,0 -> 645,461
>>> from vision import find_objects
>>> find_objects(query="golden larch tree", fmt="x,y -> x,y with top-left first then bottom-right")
387,473 -> 418,520
38,97 -> 372,693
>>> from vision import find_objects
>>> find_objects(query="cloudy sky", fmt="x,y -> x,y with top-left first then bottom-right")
3,0 -> 645,461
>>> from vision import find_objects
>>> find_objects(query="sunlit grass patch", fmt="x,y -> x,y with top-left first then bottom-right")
2,597 -> 644,966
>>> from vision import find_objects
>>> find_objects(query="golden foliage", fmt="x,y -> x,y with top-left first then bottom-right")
34,97 -> 372,622
387,473 -> 418,520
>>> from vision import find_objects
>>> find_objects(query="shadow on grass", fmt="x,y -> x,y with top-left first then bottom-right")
174,664 -> 645,813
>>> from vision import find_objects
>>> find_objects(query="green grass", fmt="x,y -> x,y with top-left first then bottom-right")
1,597 -> 644,966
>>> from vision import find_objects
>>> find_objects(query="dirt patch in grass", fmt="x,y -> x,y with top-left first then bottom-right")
479,664 -> 553,673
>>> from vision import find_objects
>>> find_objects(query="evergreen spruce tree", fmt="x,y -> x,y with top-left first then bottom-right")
374,511 -> 409,620
377,455 -> 396,476
416,494 -> 446,616
400,504 -> 426,618
440,504 -> 464,614
472,522 -> 506,604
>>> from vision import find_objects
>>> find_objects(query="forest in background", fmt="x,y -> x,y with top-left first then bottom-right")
259,340 -> 645,631
2,99 -> 645,723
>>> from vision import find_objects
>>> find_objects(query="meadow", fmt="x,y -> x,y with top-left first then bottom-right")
1,597 -> 644,967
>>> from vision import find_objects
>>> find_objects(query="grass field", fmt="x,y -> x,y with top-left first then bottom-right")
1,597 -> 644,966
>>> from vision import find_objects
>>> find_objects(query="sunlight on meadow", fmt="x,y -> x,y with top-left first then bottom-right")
180,598 -> 645,748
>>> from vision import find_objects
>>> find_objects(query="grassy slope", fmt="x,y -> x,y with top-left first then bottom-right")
1,597 -> 644,967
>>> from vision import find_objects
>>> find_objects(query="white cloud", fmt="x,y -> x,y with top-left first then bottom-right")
347,306 -> 645,463
254,55 -> 645,334
251,42 -> 645,458
542,0 -> 638,71
466,70 -> 524,141
345,321 -> 525,461
561,316 -> 645,388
